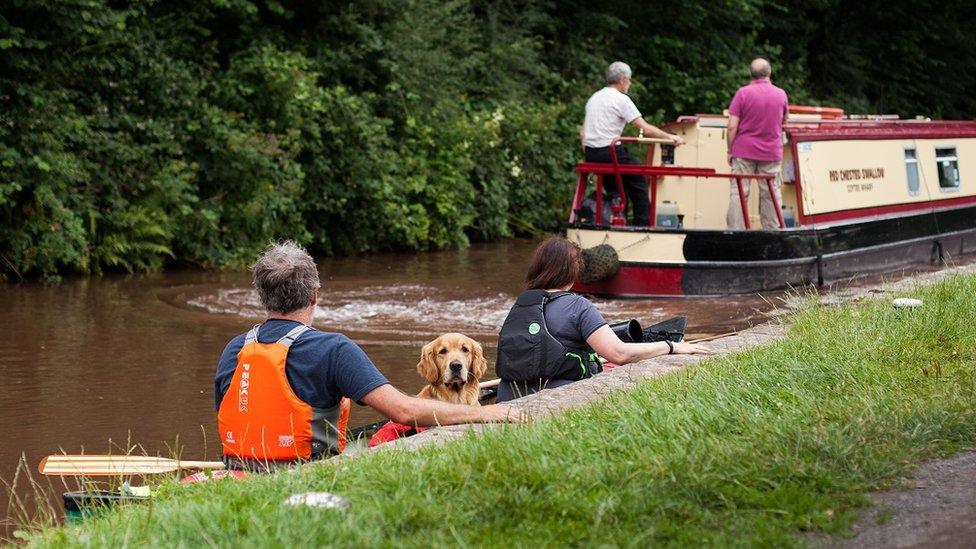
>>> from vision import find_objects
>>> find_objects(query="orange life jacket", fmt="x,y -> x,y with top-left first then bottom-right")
217,324 -> 350,463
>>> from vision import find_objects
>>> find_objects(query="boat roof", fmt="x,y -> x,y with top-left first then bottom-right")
669,114 -> 976,140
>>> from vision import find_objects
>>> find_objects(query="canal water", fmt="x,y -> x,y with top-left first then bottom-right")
0,238 -> 780,530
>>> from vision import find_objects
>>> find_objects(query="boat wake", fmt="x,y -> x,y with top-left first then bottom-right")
187,284 -> 512,337
186,283 -> 668,339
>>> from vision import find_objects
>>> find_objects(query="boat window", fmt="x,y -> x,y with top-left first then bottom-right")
935,147 -> 960,190
904,147 -> 920,196
660,144 -> 675,165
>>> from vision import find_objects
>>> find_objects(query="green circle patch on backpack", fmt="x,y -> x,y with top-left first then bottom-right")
528,322 -> 541,335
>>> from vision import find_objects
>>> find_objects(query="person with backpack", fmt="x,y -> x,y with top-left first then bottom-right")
215,241 -> 522,469
494,237 -> 710,402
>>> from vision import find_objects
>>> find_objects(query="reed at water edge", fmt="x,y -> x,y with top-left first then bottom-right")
2,435 -> 200,542
21,275 -> 976,546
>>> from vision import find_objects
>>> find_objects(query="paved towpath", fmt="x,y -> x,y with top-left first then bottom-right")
829,450 -> 976,548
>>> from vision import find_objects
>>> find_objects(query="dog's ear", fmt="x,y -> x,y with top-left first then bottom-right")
470,338 -> 488,381
417,339 -> 441,384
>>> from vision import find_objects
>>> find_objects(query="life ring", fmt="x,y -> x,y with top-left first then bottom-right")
788,105 -> 844,119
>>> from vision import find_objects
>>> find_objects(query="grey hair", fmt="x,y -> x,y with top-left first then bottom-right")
605,61 -> 632,85
251,241 -> 320,314
749,58 -> 771,79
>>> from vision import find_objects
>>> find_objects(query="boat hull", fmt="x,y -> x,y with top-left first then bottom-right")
570,205 -> 976,297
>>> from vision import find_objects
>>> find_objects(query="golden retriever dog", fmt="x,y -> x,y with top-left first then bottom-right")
416,333 -> 487,406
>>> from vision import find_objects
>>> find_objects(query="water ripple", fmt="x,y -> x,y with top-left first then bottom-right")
186,283 -> 668,336
187,284 -> 514,334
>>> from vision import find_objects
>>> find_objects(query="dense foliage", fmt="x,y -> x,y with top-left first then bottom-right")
2,0 -> 974,279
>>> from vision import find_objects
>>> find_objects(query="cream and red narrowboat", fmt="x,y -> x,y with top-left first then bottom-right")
568,107 -> 976,297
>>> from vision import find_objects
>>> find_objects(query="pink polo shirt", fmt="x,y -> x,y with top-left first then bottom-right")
728,78 -> 788,161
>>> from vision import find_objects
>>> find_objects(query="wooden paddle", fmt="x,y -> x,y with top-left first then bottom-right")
688,332 -> 736,344
39,455 -> 225,476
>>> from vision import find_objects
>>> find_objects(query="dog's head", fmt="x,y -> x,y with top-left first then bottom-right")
417,333 -> 487,389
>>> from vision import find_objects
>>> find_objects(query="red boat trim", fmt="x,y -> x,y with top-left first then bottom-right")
575,163 -> 723,177
789,105 -> 844,118
802,195 -> 976,225
573,264 -> 686,296
573,161 -> 773,227
787,123 -> 976,141
614,257 -> 818,268
790,138 -> 808,225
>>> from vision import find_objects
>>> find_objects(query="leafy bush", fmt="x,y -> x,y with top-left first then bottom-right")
2,0 -> 974,279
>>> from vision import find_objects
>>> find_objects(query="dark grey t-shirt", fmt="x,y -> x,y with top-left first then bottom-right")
496,292 -> 608,402
215,319 -> 389,410
544,293 -> 607,350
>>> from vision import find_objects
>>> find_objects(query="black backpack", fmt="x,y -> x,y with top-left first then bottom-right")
495,290 -> 602,382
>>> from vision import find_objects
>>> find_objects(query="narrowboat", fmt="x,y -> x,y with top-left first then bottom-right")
568,107 -> 976,297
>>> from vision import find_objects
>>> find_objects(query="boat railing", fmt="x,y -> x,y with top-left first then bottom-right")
571,136 -> 783,229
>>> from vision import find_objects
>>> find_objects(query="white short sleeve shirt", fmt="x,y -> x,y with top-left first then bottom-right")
582,87 -> 642,148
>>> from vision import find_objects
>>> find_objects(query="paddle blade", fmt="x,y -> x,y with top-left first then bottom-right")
39,455 -> 225,476
642,316 -> 687,343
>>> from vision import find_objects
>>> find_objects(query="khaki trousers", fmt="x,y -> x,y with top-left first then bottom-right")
727,157 -> 783,230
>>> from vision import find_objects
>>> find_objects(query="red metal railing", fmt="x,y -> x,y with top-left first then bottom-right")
572,137 -> 783,229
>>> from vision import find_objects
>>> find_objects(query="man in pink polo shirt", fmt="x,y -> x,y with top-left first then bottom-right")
726,58 -> 789,229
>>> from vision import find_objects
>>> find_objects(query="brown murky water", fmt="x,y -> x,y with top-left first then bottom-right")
0,238 -> 784,529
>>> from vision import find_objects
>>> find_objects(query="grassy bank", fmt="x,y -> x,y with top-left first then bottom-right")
33,276 -> 976,546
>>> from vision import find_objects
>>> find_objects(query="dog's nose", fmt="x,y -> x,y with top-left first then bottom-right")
449,361 -> 463,373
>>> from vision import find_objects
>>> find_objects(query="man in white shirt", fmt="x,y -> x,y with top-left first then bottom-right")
580,62 -> 684,226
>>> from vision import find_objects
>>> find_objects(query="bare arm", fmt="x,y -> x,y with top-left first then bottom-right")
585,325 -> 711,365
727,114 -> 739,164
630,117 -> 685,146
361,384 -> 522,426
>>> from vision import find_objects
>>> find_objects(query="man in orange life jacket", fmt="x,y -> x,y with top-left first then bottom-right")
215,241 -> 521,469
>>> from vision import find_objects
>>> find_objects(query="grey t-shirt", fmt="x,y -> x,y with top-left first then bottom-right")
495,292 -> 608,402
545,293 -> 607,350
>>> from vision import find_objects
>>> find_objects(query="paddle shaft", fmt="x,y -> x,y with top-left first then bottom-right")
688,332 -> 736,344
40,455 -> 225,476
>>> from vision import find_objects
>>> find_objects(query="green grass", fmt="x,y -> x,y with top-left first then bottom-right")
31,276 -> 976,547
